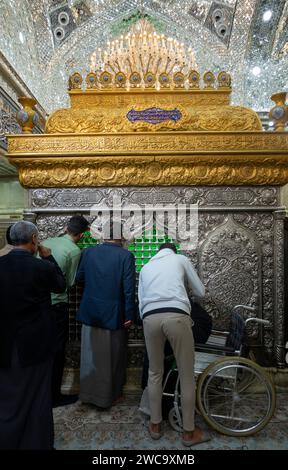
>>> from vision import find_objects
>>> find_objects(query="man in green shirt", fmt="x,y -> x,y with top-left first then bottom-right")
43,215 -> 89,407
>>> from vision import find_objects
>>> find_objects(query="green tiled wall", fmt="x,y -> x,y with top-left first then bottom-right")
78,230 -> 179,272
128,230 -> 178,272
77,231 -> 98,250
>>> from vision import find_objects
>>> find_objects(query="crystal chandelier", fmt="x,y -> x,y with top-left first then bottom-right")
89,19 -> 198,89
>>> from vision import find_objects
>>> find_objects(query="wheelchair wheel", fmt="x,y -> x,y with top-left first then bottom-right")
168,407 -> 183,432
196,356 -> 276,437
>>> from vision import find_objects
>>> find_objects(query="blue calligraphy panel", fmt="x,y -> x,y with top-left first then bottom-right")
127,107 -> 182,125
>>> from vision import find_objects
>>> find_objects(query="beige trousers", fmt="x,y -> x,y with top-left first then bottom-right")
143,312 -> 195,431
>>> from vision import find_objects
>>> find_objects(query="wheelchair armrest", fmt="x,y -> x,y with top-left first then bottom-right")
205,330 -> 229,347
195,342 -> 235,354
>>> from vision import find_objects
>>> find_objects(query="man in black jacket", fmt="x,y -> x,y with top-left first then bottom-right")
0,220 -> 66,450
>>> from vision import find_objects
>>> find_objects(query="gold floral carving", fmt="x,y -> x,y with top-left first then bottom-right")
10,154 -> 288,188
45,105 -> 261,134
98,164 -> 116,181
7,85 -> 288,188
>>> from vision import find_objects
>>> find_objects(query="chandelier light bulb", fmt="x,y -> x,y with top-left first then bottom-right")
252,66 -> 261,76
263,10 -> 273,22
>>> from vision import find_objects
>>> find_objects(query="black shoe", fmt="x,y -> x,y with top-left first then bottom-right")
52,394 -> 78,408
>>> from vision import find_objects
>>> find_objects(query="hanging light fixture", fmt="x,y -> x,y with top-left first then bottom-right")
89,19 -> 198,89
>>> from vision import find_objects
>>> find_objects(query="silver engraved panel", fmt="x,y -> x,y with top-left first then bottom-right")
27,185 -> 285,367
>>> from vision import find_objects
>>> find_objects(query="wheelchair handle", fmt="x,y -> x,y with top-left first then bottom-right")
232,304 -> 256,313
245,318 -> 271,326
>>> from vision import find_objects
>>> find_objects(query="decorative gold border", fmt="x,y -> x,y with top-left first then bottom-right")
68,88 -> 231,108
8,132 -> 288,155
9,154 -> 288,188
7,132 -> 288,188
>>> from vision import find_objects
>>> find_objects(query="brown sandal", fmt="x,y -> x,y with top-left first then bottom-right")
182,428 -> 211,447
148,422 -> 162,440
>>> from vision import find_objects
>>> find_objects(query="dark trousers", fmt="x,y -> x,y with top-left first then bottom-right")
0,348 -> 54,450
51,302 -> 69,401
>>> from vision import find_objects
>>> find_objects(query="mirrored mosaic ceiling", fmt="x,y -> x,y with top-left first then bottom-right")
0,0 -> 287,113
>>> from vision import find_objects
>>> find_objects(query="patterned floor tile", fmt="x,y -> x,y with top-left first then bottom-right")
54,392 -> 288,450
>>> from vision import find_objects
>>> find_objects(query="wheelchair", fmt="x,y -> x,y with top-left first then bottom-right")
164,305 -> 276,437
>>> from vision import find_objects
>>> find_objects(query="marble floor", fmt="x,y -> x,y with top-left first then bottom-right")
53,392 -> 288,450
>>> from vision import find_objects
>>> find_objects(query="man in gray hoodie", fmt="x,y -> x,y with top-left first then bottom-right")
138,243 -> 208,447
